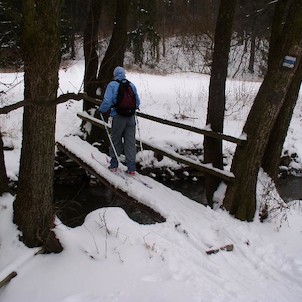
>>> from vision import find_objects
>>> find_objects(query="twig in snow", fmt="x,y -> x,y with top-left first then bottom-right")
206,244 -> 234,255
83,224 -> 99,255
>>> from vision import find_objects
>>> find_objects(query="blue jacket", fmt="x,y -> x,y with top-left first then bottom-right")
99,69 -> 140,117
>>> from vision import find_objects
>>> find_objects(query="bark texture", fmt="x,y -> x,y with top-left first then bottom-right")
13,0 -> 63,252
223,0 -> 302,221
97,0 -> 129,90
204,0 -> 237,205
262,0 -> 302,181
92,0 -> 129,151
0,131 -> 9,194
83,0 -> 103,112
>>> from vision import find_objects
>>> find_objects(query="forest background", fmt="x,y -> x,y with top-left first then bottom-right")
1,0 -> 302,254
2,2 -> 302,301
0,0 -> 272,77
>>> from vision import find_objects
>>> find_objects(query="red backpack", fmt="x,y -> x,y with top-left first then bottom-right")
114,80 -> 136,117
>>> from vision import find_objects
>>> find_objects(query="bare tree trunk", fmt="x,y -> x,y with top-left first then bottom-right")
92,0 -> 129,151
248,32 -> 256,73
13,0 -> 63,252
262,0 -> 302,181
83,0 -> 103,112
204,0 -> 237,206
267,0 -> 291,72
0,131 -> 9,194
262,61 -> 302,180
97,0 -> 129,89
223,0 -> 302,221
82,0 -> 103,145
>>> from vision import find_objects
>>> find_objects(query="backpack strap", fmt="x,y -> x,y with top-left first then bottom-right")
114,79 -> 129,84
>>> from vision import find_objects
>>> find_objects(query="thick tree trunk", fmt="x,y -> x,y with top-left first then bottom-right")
267,0 -> 291,72
13,0 -> 63,252
262,0 -> 302,181
0,131 -> 9,194
83,0 -> 103,112
93,0 -> 129,151
204,0 -> 237,206
223,0 -> 302,221
262,60 -> 302,181
97,0 -> 129,89
82,0 -> 103,146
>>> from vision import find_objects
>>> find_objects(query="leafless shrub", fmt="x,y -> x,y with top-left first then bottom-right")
258,177 -> 290,230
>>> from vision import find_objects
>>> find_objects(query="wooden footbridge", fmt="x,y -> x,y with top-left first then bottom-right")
56,96 -> 245,220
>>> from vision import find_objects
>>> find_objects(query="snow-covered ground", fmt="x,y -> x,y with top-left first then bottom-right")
1,61 -> 302,301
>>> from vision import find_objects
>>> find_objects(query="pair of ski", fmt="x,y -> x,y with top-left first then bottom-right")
91,153 -> 152,189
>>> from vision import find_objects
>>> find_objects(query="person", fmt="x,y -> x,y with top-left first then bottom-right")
99,66 -> 141,175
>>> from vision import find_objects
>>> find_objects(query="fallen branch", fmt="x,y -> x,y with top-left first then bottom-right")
206,244 -> 234,255
0,247 -> 43,288
0,272 -> 17,288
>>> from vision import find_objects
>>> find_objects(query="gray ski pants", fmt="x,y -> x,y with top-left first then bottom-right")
109,114 -> 136,172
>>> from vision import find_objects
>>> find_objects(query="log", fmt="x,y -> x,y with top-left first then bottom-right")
139,140 -> 235,182
0,271 -> 17,288
136,112 -> 245,145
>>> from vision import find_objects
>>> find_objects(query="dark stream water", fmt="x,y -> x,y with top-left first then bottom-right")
54,182 -> 158,227
277,175 -> 302,202
54,176 -> 302,227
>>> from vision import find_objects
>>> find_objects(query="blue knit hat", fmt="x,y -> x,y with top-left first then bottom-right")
113,66 -> 125,80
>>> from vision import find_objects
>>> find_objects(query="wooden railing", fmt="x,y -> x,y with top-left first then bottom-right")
77,111 -> 236,182
81,96 -> 245,146
74,94 -> 248,182
136,112 -> 245,145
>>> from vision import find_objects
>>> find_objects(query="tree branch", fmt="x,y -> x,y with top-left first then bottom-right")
0,101 -> 24,114
0,93 -> 102,114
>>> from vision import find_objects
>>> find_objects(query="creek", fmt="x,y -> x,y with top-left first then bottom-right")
277,175 -> 302,202
54,174 -> 302,227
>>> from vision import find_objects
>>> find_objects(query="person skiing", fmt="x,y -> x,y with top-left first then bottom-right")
99,66 -> 141,174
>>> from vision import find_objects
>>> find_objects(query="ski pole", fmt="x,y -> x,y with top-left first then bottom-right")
135,114 -> 145,164
99,112 -> 126,178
